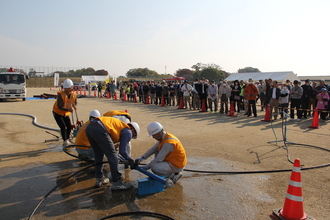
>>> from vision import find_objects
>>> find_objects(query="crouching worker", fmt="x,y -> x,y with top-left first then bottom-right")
135,122 -> 187,184
86,117 -> 140,189
74,110 -> 101,161
103,110 -> 133,156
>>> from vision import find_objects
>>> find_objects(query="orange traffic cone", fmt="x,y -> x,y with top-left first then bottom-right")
177,97 -> 184,109
199,99 -> 207,112
93,90 -> 97,97
83,90 -> 86,96
270,159 -> 315,220
114,92 -> 118,100
79,89 -> 82,95
227,101 -> 237,117
122,92 -> 127,101
160,95 -> 166,107
308,108 -> 320,129
145,95 -> 150,104
125,109 -> 128,113
106,91 -> 110,99
133,93 -> 137,102
50,87 -> 52,90
261,104 -> 271,122
75,90 -> 78,94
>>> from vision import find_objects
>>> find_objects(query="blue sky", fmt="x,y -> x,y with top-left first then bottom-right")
1,0 -> 330,77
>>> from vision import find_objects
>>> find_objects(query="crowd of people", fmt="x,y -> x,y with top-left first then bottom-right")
104,78 -> 330,121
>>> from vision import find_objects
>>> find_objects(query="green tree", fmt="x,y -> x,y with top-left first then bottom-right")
200,67 -> 224,81
95,69 -> 108,76
237,67 -> 261,73
175,68 -> 195,81
191,62 -> 223,80
126,68 -> 159,77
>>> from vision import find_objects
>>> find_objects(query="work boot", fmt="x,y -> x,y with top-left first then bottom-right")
111,179 -> 132,190
172,172 -> 183,184
95,176 -> 110,188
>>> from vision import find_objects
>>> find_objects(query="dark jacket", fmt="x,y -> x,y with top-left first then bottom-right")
268,87 -> 281,100
195,83 -> 208,95
301,84 -> 314,100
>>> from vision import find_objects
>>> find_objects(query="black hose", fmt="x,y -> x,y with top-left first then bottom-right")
183,143 -> 330,174
27,162 -> 99,220
98,211 -> 175,220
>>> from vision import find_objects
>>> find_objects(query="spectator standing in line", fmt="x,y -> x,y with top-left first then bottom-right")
219,80 -> 231,114
191,78 -> 200,110
97,82 -> 103,97
161,81 -> 169,106
258,80 -> 266,111
154,82 -> 161,105
143,81 -> 150,104
195,78 -> 208,110
230,80 -> 241,113
310,81 -> 318,116
149,82 -> 156,104
109,80 -> 116,99
207,80 -> 218,112
316,88 -> 329,120
301,79 -> 314,118
176,80 -> 184,106
138,82 -> 144,102
265,79 -> 272,107
279,84 -> 290,119
290,80 -> 303,121
239,80 -> 246,113
181,80 -> 193,109
268,80 -> 281,120
244,78 -> 258,117
168,83 -> 176,106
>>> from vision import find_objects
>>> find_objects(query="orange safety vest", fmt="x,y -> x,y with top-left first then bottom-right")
52,91 -> 77,116
74,120 -> 90,150
103,110 -> 131,120
158,132 -> 187,169
97,117 -> 130,143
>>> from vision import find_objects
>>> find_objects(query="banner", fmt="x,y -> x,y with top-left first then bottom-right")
54,73 -> 59,87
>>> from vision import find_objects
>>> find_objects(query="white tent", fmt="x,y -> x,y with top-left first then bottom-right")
225,71 -> 300,83
81,75 -> 110,84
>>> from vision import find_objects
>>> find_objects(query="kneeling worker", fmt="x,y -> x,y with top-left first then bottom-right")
135,122 -> 187,184
74,110 -> 101,161
86,117 -> 140,190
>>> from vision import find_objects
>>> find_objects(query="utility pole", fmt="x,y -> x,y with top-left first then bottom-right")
165,65 -> 167,74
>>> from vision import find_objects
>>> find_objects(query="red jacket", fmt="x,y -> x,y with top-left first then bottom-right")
244,84 -> 258,100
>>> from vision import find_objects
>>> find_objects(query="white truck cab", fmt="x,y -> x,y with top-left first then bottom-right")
0,71 -> 28,101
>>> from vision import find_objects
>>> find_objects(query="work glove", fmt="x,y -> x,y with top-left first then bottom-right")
135,156 -> 144,166
127,158 -> 135,169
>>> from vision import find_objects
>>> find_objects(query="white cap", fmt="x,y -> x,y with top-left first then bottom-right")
129,122 -> 140,139
89,110 -> 101,118
147,122 -> 163,137
63,79 -> 73,88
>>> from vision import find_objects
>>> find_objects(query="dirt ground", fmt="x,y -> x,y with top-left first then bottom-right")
0,88 -> 329,220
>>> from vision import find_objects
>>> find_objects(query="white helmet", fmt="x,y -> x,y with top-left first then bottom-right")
129,122 -> 140,139
147,122 -> 163,137
89,110 -> 101,118
63,79 -> 73,88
